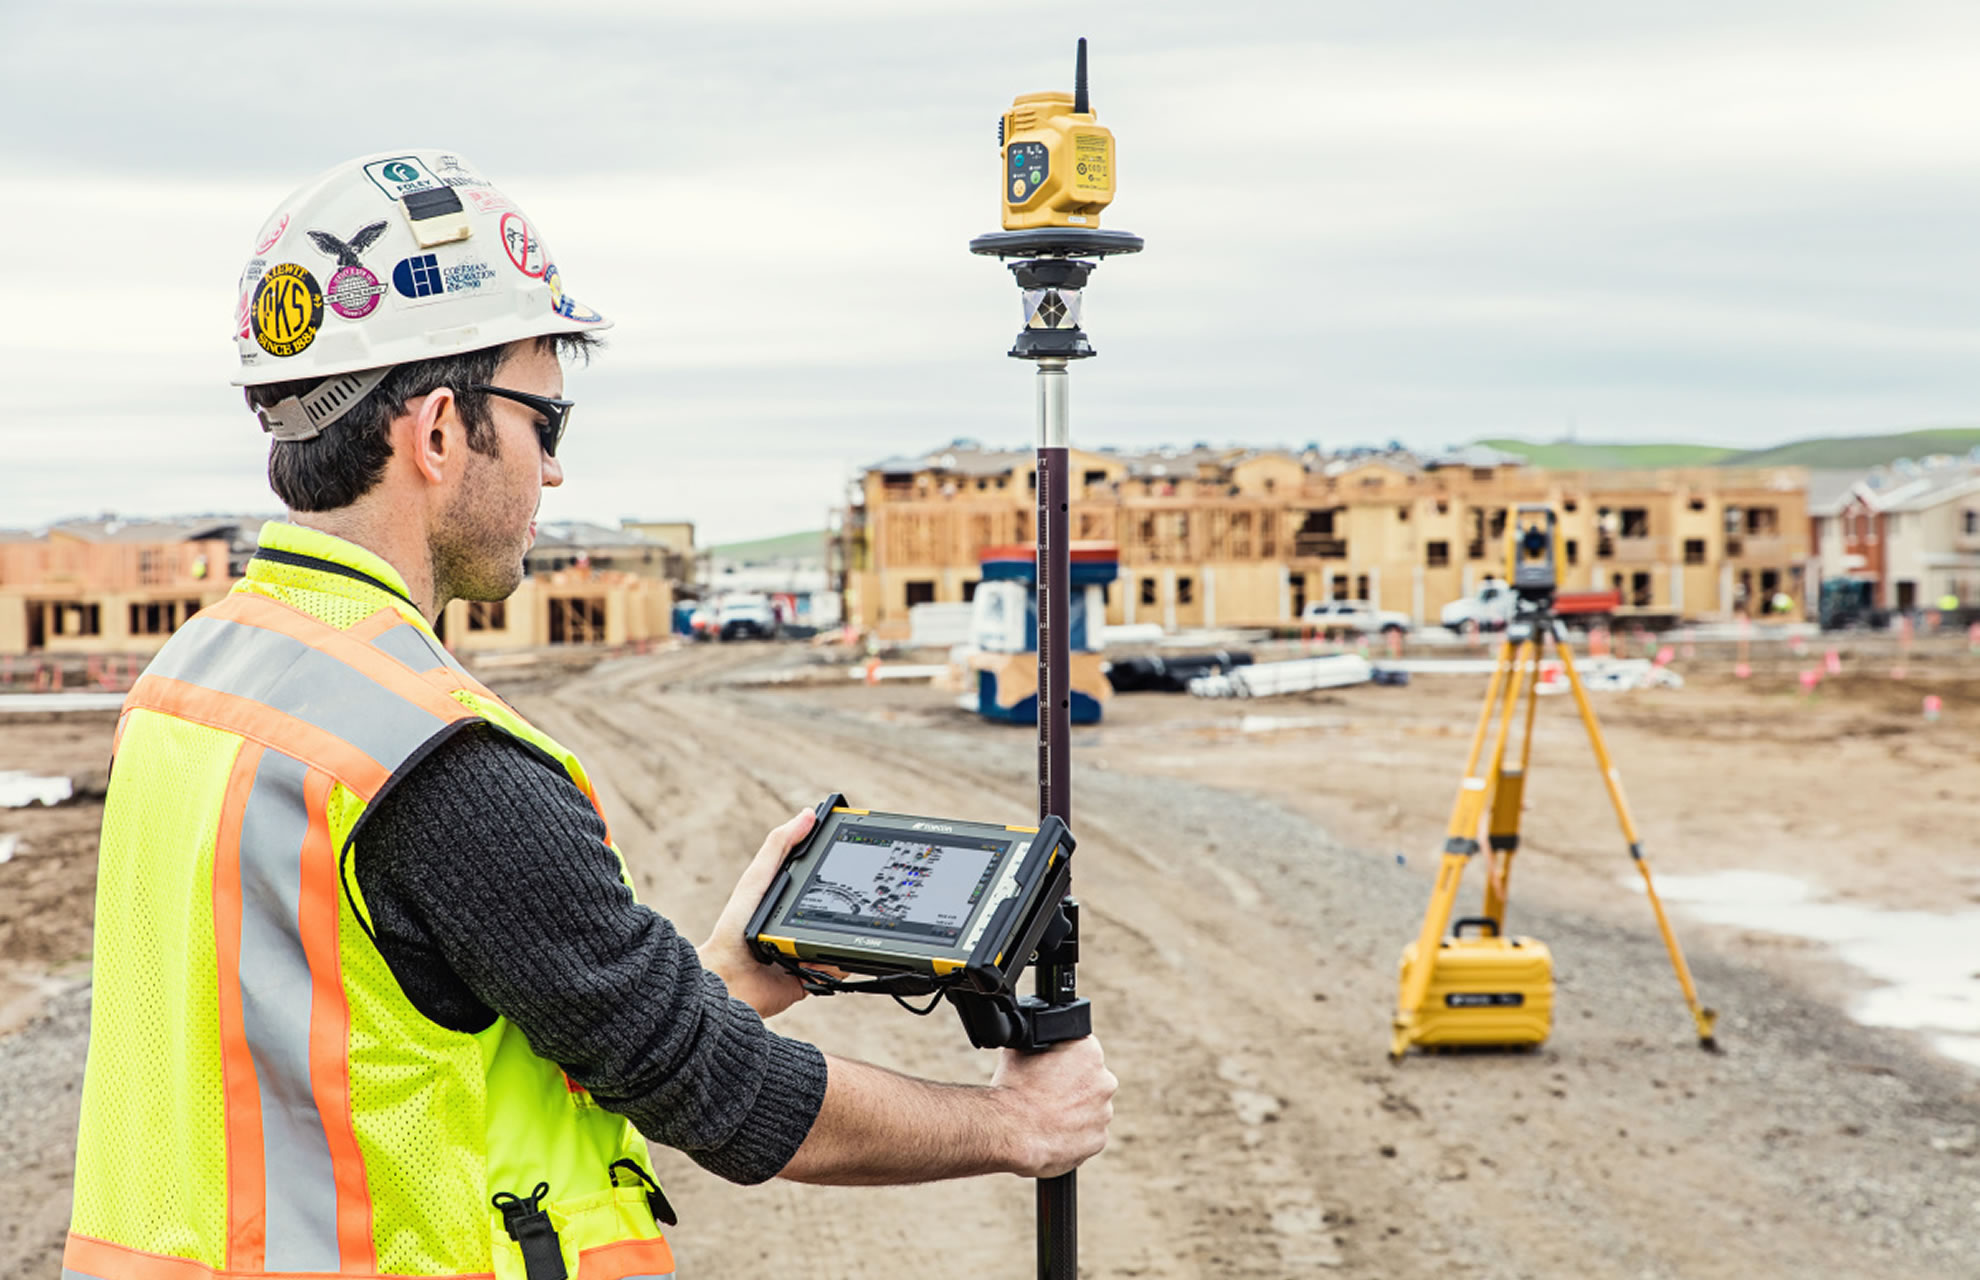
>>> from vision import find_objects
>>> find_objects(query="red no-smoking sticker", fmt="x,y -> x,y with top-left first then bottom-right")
500,212 -> 546,278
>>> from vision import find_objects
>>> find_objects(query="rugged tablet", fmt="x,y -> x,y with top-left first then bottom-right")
748,794 -> 1073,991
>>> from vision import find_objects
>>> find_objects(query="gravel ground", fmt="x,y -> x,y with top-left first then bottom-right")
4,640 -> 1977,1278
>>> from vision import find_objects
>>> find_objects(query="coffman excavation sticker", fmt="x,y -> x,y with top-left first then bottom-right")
252,263 -> 324,357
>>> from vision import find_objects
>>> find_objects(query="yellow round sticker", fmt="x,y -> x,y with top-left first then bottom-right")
253,263 -> 323,358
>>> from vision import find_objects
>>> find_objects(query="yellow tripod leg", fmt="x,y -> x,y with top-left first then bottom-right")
1482,630 -> 1544,927
1392,635 -> 1524,1058
1554,630 -> 1719,1049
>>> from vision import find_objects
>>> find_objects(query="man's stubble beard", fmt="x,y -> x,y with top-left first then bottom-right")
430,449 -> 528,611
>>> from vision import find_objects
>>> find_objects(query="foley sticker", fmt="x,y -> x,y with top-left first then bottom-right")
251,263 -> 323,357
363,156 -> 443,202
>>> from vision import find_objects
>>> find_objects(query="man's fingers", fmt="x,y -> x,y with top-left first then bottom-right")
756,808 -> 815,864
726,810 -> 818,926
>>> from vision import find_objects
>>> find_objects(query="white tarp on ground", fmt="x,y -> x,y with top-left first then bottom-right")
908,602 -> 976,648
1544,659 -> 1684,693
1368,657 -> 1683,691
0,772 -> 72,807
0,693 -> 127,713
1189,654 -> 1372,698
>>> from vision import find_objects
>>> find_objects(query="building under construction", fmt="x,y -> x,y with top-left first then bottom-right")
837,443 -> 1814,634
0,517 -> 683,657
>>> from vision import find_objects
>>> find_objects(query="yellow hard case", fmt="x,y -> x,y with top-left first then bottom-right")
1397,924 -> 1554,1048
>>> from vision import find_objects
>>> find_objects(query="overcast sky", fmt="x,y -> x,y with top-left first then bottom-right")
7,0 -> 1980,542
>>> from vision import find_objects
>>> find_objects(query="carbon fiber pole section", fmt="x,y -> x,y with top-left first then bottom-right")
1035,361 -> 1077,1279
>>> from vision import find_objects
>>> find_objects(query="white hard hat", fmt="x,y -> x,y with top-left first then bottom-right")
232,149 -> 609,392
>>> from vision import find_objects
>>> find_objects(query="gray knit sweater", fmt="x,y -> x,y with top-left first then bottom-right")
356,723 -> 828,1185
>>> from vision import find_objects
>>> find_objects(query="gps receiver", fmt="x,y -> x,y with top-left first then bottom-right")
746,795 -> 1086,1051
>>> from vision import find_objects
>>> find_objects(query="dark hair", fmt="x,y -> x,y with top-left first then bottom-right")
248,333 -> 598,512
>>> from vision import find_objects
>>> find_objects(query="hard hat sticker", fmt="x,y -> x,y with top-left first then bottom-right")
251,263 -> 324,357
553,293 -> 606,324
234,259 -> 265,340
431,154 -> 492,188
462,187 -> 513,216
390,253 -> 499,306
253,213 -> 289,255
500,213 -> 547,278
307,221 -> 391,320
364,156 -> 444,202
325,267 -> 387,320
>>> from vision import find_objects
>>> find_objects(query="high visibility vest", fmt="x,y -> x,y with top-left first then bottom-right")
67,523 -> 676,1280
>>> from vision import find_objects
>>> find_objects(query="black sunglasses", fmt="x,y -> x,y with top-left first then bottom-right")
469,384 -> 575,457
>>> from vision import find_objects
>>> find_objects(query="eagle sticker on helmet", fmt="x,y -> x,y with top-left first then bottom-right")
252,263 -> 324,357
308,221 -> 390,320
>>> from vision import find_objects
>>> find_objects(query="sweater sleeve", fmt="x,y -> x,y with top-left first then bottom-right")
354,723 -> 827,1185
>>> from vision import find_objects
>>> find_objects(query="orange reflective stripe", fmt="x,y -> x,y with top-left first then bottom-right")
421,666 -> 473,695
64,1232 -> 499,1279
296,767 -> 376,1275
342,608 -> 408,644
124,675 -> 392,799
213,742 -> 268,1274
205,594 -> 472,727
575,1235 -> 677,1280
64,1233 -> 213,1280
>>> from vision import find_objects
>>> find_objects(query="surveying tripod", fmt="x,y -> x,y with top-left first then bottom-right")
1390,506 -> 1718,1059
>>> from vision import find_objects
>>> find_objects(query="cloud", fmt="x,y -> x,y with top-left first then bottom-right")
7,1 -> 1980,536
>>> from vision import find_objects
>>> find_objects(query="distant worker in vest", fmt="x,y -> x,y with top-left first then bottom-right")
66,151 -> 1115,1280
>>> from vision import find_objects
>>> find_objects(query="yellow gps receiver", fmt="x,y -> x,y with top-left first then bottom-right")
1000,38 -> 1116,231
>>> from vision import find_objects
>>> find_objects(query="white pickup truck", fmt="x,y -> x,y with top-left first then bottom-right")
716,594 -> 780,641
1300,599 -> 1411,635
1440,579 -> 1518,631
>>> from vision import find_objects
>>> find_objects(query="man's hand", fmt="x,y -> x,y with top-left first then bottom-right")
699,808 -> 815,1020
990,1037 -> 1118,1178
777,1036 -> 1118,1185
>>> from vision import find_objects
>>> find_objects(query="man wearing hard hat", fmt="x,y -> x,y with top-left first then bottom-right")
64,152 -> 1114,1280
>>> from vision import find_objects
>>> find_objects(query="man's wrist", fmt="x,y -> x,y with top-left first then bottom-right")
981,1080 -> 1036,1178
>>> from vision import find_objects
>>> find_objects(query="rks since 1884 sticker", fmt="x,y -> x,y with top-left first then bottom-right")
252,263 -> 323,357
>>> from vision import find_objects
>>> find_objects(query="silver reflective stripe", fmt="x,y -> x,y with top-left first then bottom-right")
372,621 -> 469,676
238,749 -> 341,1273
618,1274 -> 675,1279
62,1269 -> 110,1280
147,616 -> 445,768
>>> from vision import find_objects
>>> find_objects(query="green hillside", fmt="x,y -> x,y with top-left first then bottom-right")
1483,429 -> 1980,471
1477,439 -> 1737,469
709,528 -> 826,563
1721,428 -> 1980,469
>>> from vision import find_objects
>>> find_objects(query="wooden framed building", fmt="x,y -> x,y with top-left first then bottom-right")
838,444 -> 1811,634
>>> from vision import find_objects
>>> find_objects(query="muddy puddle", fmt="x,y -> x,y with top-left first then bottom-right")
1644,869 -> 1980,1069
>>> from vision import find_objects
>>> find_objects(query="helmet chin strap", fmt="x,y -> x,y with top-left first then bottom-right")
254,366 -> 394,441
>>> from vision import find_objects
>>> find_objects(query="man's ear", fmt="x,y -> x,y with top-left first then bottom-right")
399,388 -> 460,487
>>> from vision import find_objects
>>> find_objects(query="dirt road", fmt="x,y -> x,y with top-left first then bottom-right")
5,642 -> 1978,1278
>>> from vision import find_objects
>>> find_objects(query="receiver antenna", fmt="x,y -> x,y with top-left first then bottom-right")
1073,37 -> 1089,114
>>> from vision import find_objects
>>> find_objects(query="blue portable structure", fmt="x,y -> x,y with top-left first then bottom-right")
961,543 -> 1118,724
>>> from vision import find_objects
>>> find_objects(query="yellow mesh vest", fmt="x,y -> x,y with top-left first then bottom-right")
69,521 -> 675,1280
